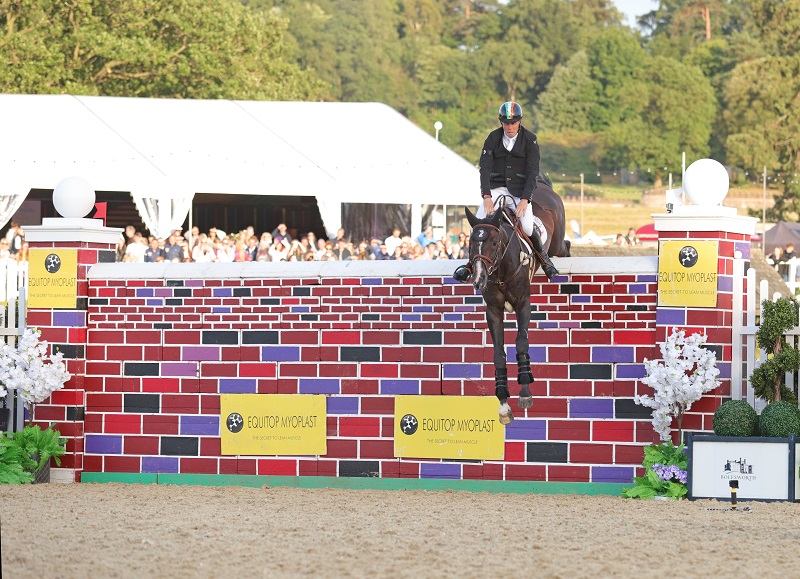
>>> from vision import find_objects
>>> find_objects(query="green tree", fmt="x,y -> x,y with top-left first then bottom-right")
535,51 -> 594,132
0,0 -> 325,99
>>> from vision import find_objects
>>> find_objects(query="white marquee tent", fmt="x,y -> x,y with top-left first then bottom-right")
0,94 -> 478,238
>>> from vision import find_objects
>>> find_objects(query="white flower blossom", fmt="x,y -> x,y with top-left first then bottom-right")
0,328 -> 72,406
635,328 -> 721,441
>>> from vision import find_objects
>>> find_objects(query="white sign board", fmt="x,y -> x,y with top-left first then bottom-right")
690,438 -> 790,501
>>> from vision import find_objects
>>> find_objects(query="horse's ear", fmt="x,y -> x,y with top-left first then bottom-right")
491,209 -> 503,227
465,206 -> 478,228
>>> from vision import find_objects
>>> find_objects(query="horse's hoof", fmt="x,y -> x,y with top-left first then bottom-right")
499,402 -> 514,425
518,396 -> 533,410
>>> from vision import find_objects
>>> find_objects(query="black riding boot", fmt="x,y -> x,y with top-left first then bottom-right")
530,233 -> 559,280
453,264 -> 472,283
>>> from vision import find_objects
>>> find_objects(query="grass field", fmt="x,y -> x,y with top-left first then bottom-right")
563,201 -> 656,238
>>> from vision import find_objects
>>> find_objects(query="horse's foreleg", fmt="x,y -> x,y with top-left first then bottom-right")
486,304 -> 513,424
515,298 -> 533,410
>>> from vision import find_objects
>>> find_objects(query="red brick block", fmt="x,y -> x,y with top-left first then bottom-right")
317,460 -> 337,477
34,405 -> 65,422
237,363 -> 277,378
571,330 -> 612,345
257,459 -> 298,476
180,457 -> 218,474
123,436 -> 159,455
399,461 -> 420,478
219,458 -> 239,475
615,444 -> 646,465
83,454 -> 103,473
549,420 -> 591,441
548,465 -> 590,482
161,394 -> 199,414
593,421 -> 634,442
105,414 -> 142,434
237,459 -> 257,475
200,438 -> 221,456
86,393 -> 122,412
361,397 -> 395,415
322,330 -> 360,344
341,379 -> 379,395
360,440 -> 394,459
381,460 -> 401,478
103,455 -> 141,473
361,364 -> 399,378
142,378 -> 181,393
530,397 -> 568,418
570,442 -> 613,464
549,381 -> 592,397
422,347 -> 463,363
201,395 -> 221,415
318,363 -> 358,378
482,463 -> 504,480
84,413 -> 103,433
277,379 -> 299,394
505,442 -> 525,462
339,417 -> 381,438
505,464 -> 546,481
326,439 -> 358,459
143,415 -> 179,435
400,364 -> 440,379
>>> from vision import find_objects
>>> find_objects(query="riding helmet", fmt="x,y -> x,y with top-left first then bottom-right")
498,101 -> 522,124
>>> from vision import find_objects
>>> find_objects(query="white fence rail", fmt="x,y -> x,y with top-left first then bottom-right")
1,258 -> 27,432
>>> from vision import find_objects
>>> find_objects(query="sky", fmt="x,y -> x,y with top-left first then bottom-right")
612,0 -> 660,26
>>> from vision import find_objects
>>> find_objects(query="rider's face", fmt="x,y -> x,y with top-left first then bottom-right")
502,120 -> 520,138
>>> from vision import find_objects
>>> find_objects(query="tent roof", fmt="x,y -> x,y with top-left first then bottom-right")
765,221 -> 800,254
0,94 -> 477,205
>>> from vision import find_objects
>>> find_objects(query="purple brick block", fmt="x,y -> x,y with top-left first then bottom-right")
560,322 -> 581,329
142,457 -> 179,474
716,362 -> 731,379
616,364 -> 646,379
592,466 -> 634,484
162,363 -> 198,377
182,346 -> 220,361
717,275 -> 733,292
734,242 -> 750,259
361,278 -> 384,285
443,314 -> 463,321
212,307 -> 231,314
136,288 -> 154,297
146,299 -> 163,307
637,275 -> 657,283
628,284 -> 648,294
572,295 -> 591,303
53,311 -> 86,327
656,308 -> 686,326
180,415 -> 220,436
155,288 -> 172,297
443,364 -> 482,379
538,322 -> 559,329
380,380 -> 420,395
570,398 -> 614,419
327,397 -> 360,414
401,314 -> 421,322
505,420 -> 546,441
291,306 -> 310,313
420,463 -> 462,479
213,288 -> 233,297
261,346 -> 300,362
184,280 -> 204,287
454,306 -> 475,312
220,379 -> 257,394
412,306 -> 433,313
299,378 -> 340,394
592,347 -> 634,363
504,347 -> 547,363
85,435 -> 123,455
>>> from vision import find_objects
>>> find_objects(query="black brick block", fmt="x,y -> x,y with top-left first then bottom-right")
560,284 -> 580,294
569,364 -> 612,380
260,298 -> 280,305
160,437 -> 199,456
702,344 -> 723,359
339,460 -> 380,477
615,399 -> 653,420
531,313 -> 546,321
97,250 -> 116,263
341,347 -> 380,362
75,297 -> 88,311
166,280 -> 185,287
166,299 -> 182,306
53,344 -> 84,359
465,297 -> 484,305
301,314 -> 319,321
580,322 -> 602,329
66,406 -> 85,421
362,314 -> 380,321
233,288 -> 251,297
89,298 -> 109,306
124,393 -> 160,413
124,362 -> 160,376
292,287 -> 311,297
154,323 -> 173,329
242,331 -> 278,345
626,305 -> 648,311
173,288 -> 192,297
403,331 -> 442,345
526,442 -> 568,463
202,331 -> 238,345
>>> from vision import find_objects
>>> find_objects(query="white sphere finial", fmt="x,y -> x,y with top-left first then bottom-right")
434,121 -> 443,131
683,159 -> 729,206
53,176 -> 96,218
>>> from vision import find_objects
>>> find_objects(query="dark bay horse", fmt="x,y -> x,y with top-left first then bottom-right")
465,184 -> 570,424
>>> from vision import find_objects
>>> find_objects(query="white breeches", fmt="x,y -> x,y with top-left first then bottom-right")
476,187 -> 547,244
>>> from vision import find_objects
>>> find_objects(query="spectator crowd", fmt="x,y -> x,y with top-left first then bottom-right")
117,224 -> 471,264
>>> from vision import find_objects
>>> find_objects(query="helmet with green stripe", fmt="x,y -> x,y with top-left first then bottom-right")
498,101 -> 522,124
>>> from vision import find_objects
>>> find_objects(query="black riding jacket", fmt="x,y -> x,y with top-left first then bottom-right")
479,126 -> 540,201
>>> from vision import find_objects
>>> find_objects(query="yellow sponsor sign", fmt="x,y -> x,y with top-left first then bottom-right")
221,394 -> 326,456
658,240 -> 719,308
394,396 -> 504,460
27,249 -> 78,309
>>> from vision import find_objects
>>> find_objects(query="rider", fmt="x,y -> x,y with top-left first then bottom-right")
453,101 -> 559,282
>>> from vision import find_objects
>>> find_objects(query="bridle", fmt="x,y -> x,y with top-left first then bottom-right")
469,219 -> 530,287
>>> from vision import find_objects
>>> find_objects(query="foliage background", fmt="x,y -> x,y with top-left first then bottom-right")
2,0 -> 797,215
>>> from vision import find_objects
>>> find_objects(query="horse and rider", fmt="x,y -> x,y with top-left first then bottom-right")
454,101 -> 570,424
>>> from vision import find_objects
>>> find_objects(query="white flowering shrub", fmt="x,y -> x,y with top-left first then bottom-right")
0,328 -> 71,406
635,328 -> 721,441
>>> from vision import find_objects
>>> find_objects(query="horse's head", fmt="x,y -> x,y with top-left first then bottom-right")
465,206 -> 506,292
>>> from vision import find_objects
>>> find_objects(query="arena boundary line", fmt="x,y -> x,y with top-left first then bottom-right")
81,473 -> 627,496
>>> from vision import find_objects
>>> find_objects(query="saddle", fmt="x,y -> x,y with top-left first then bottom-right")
497,207 -> 546,282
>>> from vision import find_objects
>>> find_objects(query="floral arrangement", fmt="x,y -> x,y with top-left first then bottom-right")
0,328 -> 71,406
622,441 -> 688,499
635,327 -> 721,441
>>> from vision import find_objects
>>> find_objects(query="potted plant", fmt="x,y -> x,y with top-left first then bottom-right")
623,328 -> 721,500
2,424 -> 67,483
0,436 -> 34,484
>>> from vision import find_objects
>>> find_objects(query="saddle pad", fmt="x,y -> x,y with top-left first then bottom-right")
500,210 -> 547,249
